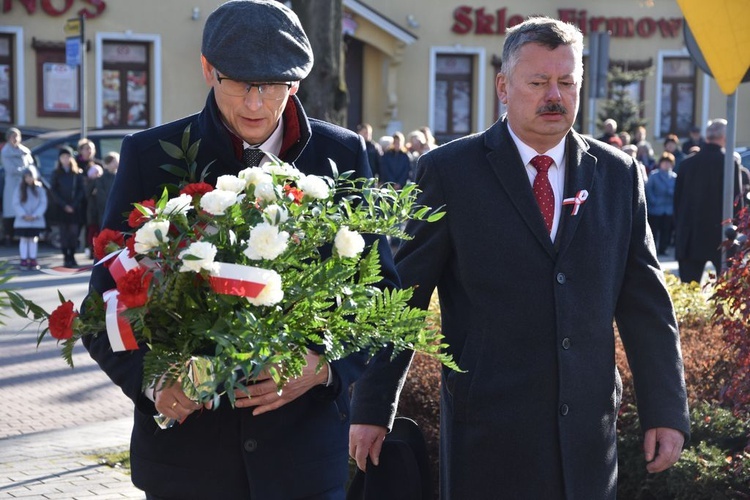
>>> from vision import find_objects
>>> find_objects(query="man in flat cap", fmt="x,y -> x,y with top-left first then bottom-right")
84,1 -> 396,498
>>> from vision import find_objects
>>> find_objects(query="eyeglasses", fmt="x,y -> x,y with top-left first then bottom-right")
215,72 -> 292,100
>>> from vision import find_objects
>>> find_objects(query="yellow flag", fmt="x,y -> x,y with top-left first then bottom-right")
677,0 -> 750,95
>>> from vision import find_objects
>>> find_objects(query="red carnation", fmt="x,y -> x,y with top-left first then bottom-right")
283,184 -> 304,205
125,236 -> 137,257
127,199 -> 157,228
93,229 -> 126,261
116,267 -> 153,308
49,301 -> 78,340
181,182 -> 214,197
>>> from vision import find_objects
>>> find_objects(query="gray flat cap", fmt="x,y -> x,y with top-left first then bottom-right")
202,0 -> 313,82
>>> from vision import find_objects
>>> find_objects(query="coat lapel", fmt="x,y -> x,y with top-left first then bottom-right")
556,132 -> 596,257
485,120 -> 556,259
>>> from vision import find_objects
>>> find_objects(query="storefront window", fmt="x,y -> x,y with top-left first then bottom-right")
660,57 -> 695,137
101,42 -> 149,128
434,54 -> 473,144
0,35 -> 13,124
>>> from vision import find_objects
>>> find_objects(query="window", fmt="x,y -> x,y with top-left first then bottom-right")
101,42 -> 149,128
34,41 -> 79,118
0,34 -> 13,124
434,54 -> 473,144
660,57 -> 695,137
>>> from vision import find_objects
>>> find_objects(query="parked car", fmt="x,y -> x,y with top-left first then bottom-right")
24,128 -> 137,184
0,125 -> 53,149
738,147 -> 750,170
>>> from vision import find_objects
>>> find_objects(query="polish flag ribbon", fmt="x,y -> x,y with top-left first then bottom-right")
208,262 -> 270,298
102,249 -> 142,281
102,289 -> 139,352
562,189 -> 589,216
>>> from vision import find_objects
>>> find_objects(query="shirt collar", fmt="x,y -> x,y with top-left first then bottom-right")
244,117 -> 284,158
507,123 -> 566,168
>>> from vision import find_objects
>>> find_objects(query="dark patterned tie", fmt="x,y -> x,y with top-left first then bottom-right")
242,148 -> 266,168
530,155 -> 555,233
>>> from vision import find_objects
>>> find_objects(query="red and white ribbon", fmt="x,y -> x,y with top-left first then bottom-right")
104,249 -> 142,281
562,189 -> 589,216
102,289 -> 139,352
209,262 -> 269,298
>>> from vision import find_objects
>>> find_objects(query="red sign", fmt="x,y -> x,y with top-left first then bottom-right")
2,0 -> 106,18
451,6 -> 683,38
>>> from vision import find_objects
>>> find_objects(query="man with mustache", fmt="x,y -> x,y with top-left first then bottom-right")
349,17 -> 689,499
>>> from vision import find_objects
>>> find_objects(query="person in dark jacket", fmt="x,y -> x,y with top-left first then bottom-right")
674,118 -> 742,283
84,2 -> 397,499
378,131 -> 411,190
350,17 -> 689,500
356,123 -> 382,178
49,146 -> 84,267
92,152 -> 119,229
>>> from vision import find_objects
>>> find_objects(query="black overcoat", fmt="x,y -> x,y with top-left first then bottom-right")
673,142 -> 741,264
352,119 -> 689,499
84,91 -> 398,499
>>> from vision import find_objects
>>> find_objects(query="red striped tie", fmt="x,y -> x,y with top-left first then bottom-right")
530,155 -> 555,233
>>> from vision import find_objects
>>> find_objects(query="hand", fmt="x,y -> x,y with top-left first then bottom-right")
349,424 -> 388,471
643,427 -> 684,473
234,349 -> 329,416
64,205 -> 74,214
153,375 -> 202,424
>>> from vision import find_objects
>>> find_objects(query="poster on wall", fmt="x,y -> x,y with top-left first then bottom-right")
102,69 -> 121,126
127,70 -> 147,127
43,63 -> 78,112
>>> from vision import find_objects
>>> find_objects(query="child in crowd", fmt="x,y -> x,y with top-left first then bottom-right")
12,168 -> 47,270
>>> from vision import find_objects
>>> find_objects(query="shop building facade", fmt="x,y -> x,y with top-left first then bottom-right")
1,0 -> 748,150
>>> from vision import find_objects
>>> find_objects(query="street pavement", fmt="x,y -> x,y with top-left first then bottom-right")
0,243 -> 143,499
0,240 -> 684,499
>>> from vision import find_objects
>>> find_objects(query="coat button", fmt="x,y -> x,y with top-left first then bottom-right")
560,404 -> 569,416
244,439 -> 258,452
562,338 -> 571,349
556,272 -> 566,284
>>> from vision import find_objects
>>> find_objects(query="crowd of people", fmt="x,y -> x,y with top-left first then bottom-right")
0,127 -> 120,269
595,117 -> 748,282
355,123 -> 438,189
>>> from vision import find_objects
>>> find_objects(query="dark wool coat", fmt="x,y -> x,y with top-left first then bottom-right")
84,91 -> 398,500
351,118 -> 689,500
673,142 -> 741,264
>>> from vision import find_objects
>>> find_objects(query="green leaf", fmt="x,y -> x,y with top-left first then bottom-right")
159,139 -> 185,160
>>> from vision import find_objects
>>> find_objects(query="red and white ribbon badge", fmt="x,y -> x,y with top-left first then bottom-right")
562,189 -> 589,216
209,262 -> 269,299
102,289 -> 139,352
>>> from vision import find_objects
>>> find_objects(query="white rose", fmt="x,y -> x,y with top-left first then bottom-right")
263,161 -> 300,179
297,174 -> 330,200
216,175 -> 246,194
243,222 -> 289,260
239,167 -> 272,187
334,226 -> 365,258
178,241 -> 218,273
134,219 -> 171,254
253,182 -> 278,202
200,189 -> 238,215
263,204 -> 289,225
161,193 -> 193,217
247,270 -> 284,307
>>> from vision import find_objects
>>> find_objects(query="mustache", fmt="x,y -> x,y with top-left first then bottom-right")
537,103 -> 568,115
